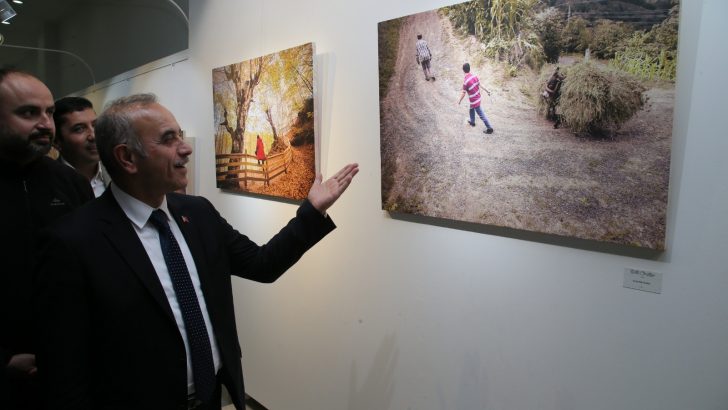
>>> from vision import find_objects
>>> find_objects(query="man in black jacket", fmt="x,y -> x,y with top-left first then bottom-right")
0,69 -> 94,410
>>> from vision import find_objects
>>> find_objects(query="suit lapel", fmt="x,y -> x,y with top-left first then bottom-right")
97,191 -> 176,323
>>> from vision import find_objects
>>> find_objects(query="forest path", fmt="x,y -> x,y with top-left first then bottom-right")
245,142 -> 315,201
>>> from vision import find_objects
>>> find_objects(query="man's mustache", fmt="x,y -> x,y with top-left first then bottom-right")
28,129 -> 54,140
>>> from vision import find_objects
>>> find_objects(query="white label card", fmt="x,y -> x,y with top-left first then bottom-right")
623,268 -> 662,294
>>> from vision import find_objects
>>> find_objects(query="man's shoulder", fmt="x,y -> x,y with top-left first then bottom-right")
166,193 -> 225,230
167,192 -> 208,206
30,156 -> 94,207
54,191 -> 108,222
41,155 -> 72,172
167,192 -> 217,216
41,156 -> 90,187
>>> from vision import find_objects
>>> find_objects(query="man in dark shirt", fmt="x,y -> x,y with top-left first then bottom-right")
0,69 -> 94,410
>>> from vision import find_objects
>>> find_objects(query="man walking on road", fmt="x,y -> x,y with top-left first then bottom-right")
415,34 -> 434,81
458,62 -> 494,134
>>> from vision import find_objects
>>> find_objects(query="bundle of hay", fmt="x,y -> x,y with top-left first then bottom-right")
558,62 -> 646,133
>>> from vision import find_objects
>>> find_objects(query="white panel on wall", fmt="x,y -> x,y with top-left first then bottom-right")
86,0 -> 728,409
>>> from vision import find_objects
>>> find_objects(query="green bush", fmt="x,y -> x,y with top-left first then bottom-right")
612,33 -> 677,81
611,2 -> 679,81
532,7 -> 564,64
484,30 -> 545,73
561,16 -> 591,53
445,0 -> 543,73
377,18 -> 402,99
558,62 -> 646,133
591,19 -> 633,59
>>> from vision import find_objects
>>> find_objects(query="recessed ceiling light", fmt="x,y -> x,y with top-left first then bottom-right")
0,1 -> 17,23
12,0 -> 23,4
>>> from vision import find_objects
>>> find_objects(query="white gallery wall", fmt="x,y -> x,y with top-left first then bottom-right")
79,0 -> 728,409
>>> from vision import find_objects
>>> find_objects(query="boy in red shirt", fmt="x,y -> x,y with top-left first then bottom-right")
458,63 -> 494,134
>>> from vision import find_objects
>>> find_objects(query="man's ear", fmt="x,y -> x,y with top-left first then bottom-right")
112,144 -> 138,174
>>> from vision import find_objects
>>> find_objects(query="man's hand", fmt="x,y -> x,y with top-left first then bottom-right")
307,163 -> 359,214
7,353 -> 37,378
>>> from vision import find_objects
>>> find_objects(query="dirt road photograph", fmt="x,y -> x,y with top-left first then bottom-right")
378,0 -> 678,250
213,43 -> 315,201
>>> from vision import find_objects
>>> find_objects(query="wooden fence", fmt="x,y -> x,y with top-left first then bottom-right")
215,145 -> 293,188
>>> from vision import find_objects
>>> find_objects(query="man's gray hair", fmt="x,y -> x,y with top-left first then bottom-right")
95,93 -> 157,179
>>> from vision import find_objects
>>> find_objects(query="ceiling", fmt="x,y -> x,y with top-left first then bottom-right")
0,0 -> 188,97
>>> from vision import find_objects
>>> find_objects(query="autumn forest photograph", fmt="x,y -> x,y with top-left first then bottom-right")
213,43 -> 315,201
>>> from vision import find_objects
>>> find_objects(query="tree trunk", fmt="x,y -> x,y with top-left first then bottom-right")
224,57 -> 266,154
265,107 -> 290,155
222,57 -> 267,186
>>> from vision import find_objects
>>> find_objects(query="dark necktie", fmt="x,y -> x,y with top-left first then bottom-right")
149,209 -> 216,402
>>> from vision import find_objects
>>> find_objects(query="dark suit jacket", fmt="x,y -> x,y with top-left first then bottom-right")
34,190 -> 335,410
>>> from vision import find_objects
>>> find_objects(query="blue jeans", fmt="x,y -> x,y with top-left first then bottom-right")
469,105 -> 492,129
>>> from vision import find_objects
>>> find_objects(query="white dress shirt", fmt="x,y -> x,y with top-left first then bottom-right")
110,184 -> 222,395
60,157 -> 109,197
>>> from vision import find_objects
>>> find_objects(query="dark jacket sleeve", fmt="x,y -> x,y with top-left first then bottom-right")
33,229 -> 93,410
205,198 -> 336,283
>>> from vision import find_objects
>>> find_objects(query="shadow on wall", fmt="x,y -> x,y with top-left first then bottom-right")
388,211 -> 664,261
348,333 -> 398,410
446,351 -> 490,410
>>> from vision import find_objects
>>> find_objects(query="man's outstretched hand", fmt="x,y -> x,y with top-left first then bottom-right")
308,163 -> 359,214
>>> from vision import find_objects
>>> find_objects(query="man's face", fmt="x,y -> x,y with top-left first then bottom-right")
131,103 -> 192,195
0,73 -> 55,163
56,108 -> 99,168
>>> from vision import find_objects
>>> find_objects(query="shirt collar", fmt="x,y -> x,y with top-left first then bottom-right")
60,157 -> 74,169
110,183 -> 171,230
92,163 -> 104,182
60,156 -> 104,182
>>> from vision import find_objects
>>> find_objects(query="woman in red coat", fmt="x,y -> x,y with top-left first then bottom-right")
255,135 -> 266,165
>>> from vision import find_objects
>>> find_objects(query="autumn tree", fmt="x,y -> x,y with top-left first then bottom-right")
280,45 -> 314,145
221,56 -> 269,154
280,44 -> 313,97
258,44 -> 314,152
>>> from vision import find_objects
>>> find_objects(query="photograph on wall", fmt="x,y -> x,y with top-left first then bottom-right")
213,42 -> 315,201
378,0 -> 679,250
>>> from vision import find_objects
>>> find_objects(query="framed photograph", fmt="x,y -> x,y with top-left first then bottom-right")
378,1 -> 679,250
212,43 -> 316,201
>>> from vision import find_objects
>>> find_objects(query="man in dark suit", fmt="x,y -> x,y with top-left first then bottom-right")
34,93 -> 358,410
0,69 -> 94,410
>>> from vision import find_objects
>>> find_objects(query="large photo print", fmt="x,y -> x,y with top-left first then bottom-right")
379,0 -> 679,250
213,43 -> 315,201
